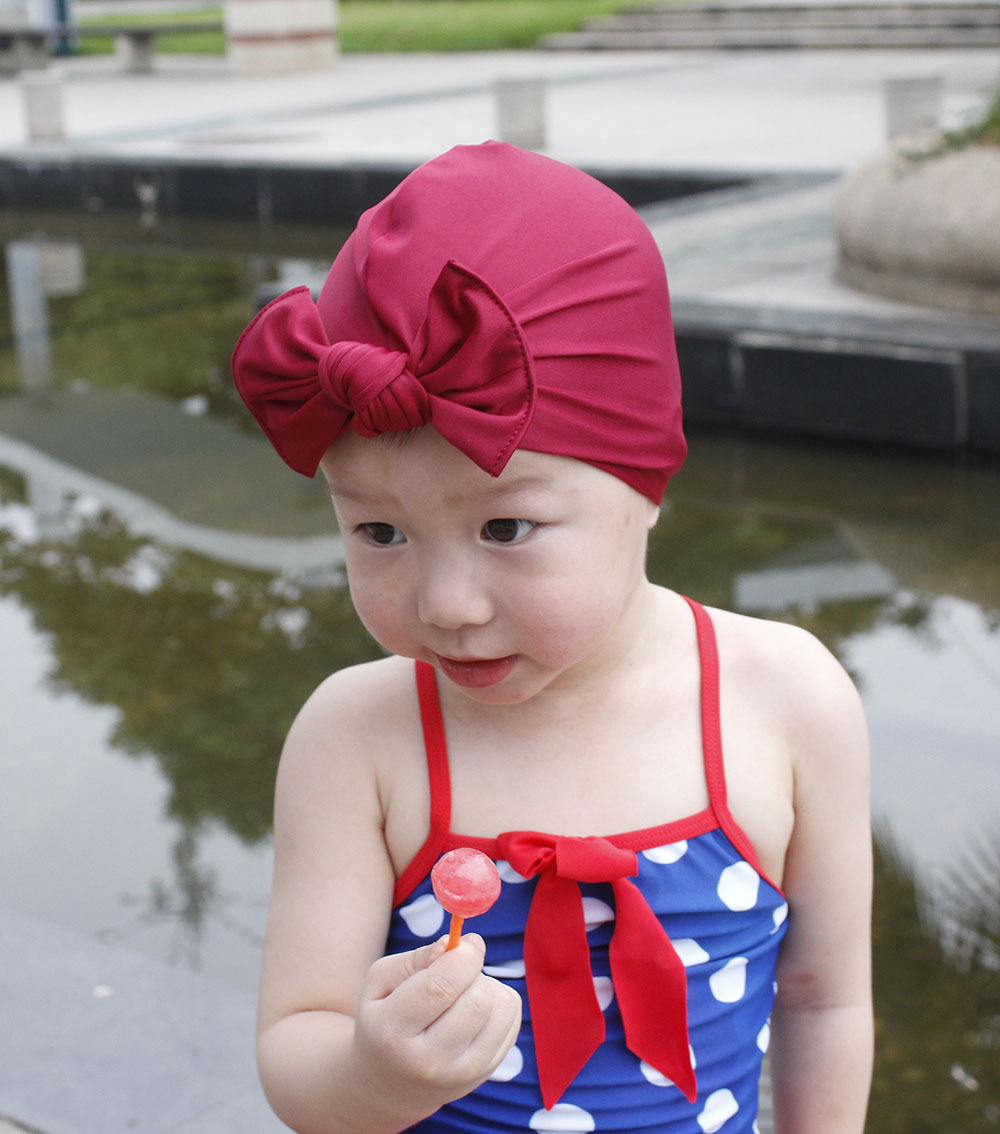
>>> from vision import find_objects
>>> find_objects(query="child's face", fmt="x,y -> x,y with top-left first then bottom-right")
320,426 -> 659,705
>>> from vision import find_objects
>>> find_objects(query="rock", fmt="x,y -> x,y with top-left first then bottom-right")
834,142 -> 1000,316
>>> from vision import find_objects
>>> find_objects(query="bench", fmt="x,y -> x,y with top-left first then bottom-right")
0,21 -> 223,74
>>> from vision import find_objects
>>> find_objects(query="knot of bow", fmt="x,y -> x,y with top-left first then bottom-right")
496,831 -> 697,1110
231,260 -> 535,478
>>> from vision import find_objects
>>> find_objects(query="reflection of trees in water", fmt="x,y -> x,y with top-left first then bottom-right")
4,477 -> 1000,1095
648,499 -> 936,677
101,826 -> 266,971
6,489 -> 915,844
935,824 -> 1000,979
0,487 -> 383,963
0,470 -> 986,846
0,495 -> 381,844
870,826 -> 1000,1131
1,244 -> 255,423
648,499 -> 833,611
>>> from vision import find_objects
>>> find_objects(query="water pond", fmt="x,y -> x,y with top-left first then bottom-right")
1,211 -> 998,1132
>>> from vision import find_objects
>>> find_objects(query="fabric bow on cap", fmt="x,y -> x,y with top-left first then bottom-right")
496,831 -> 697,1110
231,259 -> 536,477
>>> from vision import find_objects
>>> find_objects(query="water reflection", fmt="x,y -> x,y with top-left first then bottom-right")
0,483 -> 378,841
871,827 -> 1000,1130
1,216 -> 999,1129
113,826 -> 267,972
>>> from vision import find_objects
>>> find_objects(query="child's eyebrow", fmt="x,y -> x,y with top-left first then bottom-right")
324,483 -> 373,504
485,474 -> 553,499
454,476 -> 561,512
329,473 -> 554,506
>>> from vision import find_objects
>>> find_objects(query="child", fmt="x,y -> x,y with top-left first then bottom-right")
232,141 -> 872,1133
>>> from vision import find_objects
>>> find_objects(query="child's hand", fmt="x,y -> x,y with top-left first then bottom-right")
351,934 -> 522,1116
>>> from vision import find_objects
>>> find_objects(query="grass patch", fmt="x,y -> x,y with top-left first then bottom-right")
76,7 -> 224,55
967,88 -> 1000,147
905,87 -> 1000,162
76,0 -> 662,55
340,0 -> 659,52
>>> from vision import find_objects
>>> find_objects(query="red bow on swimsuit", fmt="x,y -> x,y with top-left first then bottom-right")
496,831 -> 697,1110
231,260 -> 536,478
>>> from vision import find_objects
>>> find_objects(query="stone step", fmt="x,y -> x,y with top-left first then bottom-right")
542,26 -> 1000,48
542,1 -> 1000,48
586,4 -> 1000,28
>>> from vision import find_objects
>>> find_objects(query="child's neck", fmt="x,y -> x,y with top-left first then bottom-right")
437,586 -> 707,839
441,584 -> 691,731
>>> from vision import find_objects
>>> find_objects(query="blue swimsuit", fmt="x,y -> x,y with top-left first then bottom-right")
385,598 -> 788,1133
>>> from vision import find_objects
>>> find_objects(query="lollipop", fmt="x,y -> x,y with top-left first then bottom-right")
431,847 -> 502,950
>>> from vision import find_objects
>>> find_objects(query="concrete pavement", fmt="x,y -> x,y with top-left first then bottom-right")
0,46 -> 997,173
1,45 -> 998,336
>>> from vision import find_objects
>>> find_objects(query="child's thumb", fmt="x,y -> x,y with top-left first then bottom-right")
362,935 -> 451,1001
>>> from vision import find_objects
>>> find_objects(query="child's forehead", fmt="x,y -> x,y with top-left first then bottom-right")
320,430 -> 598,502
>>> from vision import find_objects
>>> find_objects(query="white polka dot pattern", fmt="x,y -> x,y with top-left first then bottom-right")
592,975 -> 615,1011
483,957 -> 526,979
489,1044 -> 524,1082
673,937 -> 711,967
639,1044 -> 696,1088
642,839 -> 688,864
772,902 -> 789,933
529,1103 -> 597,1131
639,1059 -> 675,1087
497,860 -> 531,884
580,896 -> 615,932
397,893 -> 445,938
387,824 -> 787,1132
699,1088 -> 740,1131
710,956 -> 748,1003
717,861 -> 760,911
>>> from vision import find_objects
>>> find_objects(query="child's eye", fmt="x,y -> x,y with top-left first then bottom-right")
358,523 -> 404,546
482,518 -> 536,544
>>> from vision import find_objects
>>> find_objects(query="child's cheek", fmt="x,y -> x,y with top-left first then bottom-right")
345,572 -> 403,651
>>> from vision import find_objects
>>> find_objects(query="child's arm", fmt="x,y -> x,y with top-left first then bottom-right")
768,633 -> 873,1132
255,662 -> 522,1134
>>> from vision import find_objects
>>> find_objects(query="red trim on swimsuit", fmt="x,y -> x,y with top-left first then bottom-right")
393,597 -> 784,907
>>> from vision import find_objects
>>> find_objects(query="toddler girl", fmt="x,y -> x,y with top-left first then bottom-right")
232,141 -> 872,1133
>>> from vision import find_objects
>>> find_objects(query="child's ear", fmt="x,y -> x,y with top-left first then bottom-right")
646,500 -> 661,531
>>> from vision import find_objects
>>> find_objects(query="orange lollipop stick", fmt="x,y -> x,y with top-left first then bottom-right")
446,914 -> 465,951
431,848 -> 502,951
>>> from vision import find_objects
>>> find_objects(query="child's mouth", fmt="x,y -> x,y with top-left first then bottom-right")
434,654 -> 518,688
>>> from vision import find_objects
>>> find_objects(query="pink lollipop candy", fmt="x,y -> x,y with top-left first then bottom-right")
431,847 -> 502,950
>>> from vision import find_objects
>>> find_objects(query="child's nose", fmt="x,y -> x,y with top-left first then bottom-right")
416,555 -> 493,630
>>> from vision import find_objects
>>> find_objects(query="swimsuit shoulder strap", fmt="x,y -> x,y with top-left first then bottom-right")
682,596 -> 768,874
392,661 -> 452,906
683,596 -> 727,811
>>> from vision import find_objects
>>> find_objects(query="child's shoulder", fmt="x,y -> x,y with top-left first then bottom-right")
701,606 -> 868,876
708,602 -> 851,675
705,604 -> 864,737
280,655 -> 421,779
308,652 -> 415,706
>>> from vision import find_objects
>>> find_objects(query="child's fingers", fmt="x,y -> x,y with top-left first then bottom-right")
362,935 -> 452,1002
425,974 -> 523,1078
378,936 -> 487,1038
355,936 -> 521,1099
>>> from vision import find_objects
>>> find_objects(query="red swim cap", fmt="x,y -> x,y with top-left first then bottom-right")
232,141 -> 685,503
